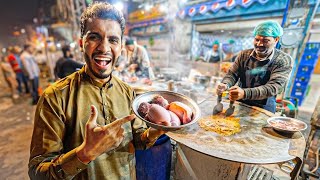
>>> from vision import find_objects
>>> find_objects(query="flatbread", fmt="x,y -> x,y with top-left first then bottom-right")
198,115 -> 241,136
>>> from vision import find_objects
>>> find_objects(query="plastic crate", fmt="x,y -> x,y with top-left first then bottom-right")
291,86 -> 307,96
289,93 -> 305,106
294,80 -> 310,88
291,84 -> 312,106
296,65 -> 315,76
300,53 -> 319,66
304,43 -> 320,54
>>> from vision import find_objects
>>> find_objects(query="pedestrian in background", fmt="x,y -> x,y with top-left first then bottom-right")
7,46 -> 30,95
0,56 -> 19,99
20,44 -> 40,105
54,44 -> 84,80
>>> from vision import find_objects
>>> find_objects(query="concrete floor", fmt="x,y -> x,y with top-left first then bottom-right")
0,90 -> 35,179
0,74 -> 319,179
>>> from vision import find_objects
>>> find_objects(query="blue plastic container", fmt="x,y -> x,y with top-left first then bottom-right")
135,135 -> 172,180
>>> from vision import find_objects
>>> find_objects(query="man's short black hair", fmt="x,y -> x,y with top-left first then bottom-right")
61,45 -> 70,58
80,2 -> 125,39
24,44 -> 31,50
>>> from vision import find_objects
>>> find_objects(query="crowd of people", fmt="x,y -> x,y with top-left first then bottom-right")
0,36 -> 155,105
0,43 -> 85,105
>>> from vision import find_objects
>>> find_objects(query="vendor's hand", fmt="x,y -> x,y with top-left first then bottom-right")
229,86 -> 245,101
216,83 -> 228,95
76,105 -> 135,164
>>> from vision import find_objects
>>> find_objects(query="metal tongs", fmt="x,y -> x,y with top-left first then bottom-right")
212,91 -> 235,116
212,94 -> 223,115
225,100 -> 235,116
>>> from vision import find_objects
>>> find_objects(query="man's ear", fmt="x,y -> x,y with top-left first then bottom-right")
274,37 -> 280,43
79,39 -> 83,52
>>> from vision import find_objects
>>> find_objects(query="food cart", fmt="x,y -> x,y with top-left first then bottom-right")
167,95 -> 306,180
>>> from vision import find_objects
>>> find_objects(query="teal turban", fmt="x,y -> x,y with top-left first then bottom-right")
213,40 -> 219,46
125,39 -> 134,45
253,21 -> 283,38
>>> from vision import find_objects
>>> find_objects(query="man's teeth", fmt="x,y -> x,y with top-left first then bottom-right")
95,57 -> 110,61
95,59 -> 109,66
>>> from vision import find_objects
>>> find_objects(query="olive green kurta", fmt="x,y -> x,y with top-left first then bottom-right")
29,67 -> 148,179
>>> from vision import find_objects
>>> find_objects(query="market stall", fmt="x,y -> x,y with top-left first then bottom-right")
128,78 -> 307,179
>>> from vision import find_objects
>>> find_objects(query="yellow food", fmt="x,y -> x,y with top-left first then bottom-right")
198,115 -> 241,136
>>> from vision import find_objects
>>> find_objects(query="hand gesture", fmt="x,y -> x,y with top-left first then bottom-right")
76,105 -> 135,163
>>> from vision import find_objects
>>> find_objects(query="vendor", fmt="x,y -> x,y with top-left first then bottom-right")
204,40 -> 223,63
203,40 -> 223,76
216,21 -> 293,113
122,39 -> 154,79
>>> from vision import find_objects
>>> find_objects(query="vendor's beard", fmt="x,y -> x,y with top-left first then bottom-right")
254,46 -> 271,58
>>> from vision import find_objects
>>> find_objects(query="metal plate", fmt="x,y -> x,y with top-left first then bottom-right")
167,97 -> 306,164
267,116 -> 307,133
132,91 -> 201,131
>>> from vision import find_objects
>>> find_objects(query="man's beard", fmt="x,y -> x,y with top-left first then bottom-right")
84,53 -> 117,79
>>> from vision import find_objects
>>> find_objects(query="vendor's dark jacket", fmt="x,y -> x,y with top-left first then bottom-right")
222,48 -> 292,109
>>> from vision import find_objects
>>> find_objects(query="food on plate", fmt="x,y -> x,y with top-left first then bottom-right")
168,110 -> 181,126
198,115 -> 241,136
145,104 -> 171,126
269,119 -> 305,131
137,95 -> 193,126
167,101 -> 192,124
151,95 -> 169,108
137,102 -> 151,118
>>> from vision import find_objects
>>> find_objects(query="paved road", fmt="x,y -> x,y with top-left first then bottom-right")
0,80 -> 41,179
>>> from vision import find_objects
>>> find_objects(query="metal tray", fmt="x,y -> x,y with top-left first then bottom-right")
132,91 -> 201,131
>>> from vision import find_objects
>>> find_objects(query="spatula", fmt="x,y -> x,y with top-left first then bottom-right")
225,100 -> 235,116
212,94 -> 223,115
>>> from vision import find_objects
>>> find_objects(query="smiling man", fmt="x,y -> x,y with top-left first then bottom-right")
216,21 -> 293,113
28,2 -> 165,179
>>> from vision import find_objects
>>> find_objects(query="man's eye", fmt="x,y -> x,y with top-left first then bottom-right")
110,38 -> 119,44
88,34 -> 100,41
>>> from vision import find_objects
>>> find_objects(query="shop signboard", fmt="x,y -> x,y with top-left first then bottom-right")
128,5 -> 165,23
199,5 -> 208,15
178,0 -> 271,19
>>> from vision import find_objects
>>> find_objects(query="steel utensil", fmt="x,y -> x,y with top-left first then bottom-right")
225,100 -> 235,116
212,94 -> 223,115
247,165 -> 273,180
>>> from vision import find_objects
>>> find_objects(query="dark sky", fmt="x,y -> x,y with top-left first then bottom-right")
0,0 -> 38,47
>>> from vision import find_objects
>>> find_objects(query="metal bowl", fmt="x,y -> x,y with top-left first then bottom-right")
132,91 -> 201,131
267,117 -> 307,133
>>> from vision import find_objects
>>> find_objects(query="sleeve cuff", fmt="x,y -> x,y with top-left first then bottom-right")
243,88 -> 251,100
59,149 -> 88,176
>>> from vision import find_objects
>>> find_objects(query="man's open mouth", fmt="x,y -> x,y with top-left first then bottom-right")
256,47 -> 266,52
93,56 -> 112,69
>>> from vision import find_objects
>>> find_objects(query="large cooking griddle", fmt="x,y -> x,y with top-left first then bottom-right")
167,97 -> 306,164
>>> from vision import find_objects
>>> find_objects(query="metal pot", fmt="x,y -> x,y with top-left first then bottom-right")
194,75 -> 211,87
160,68 -> 180,81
